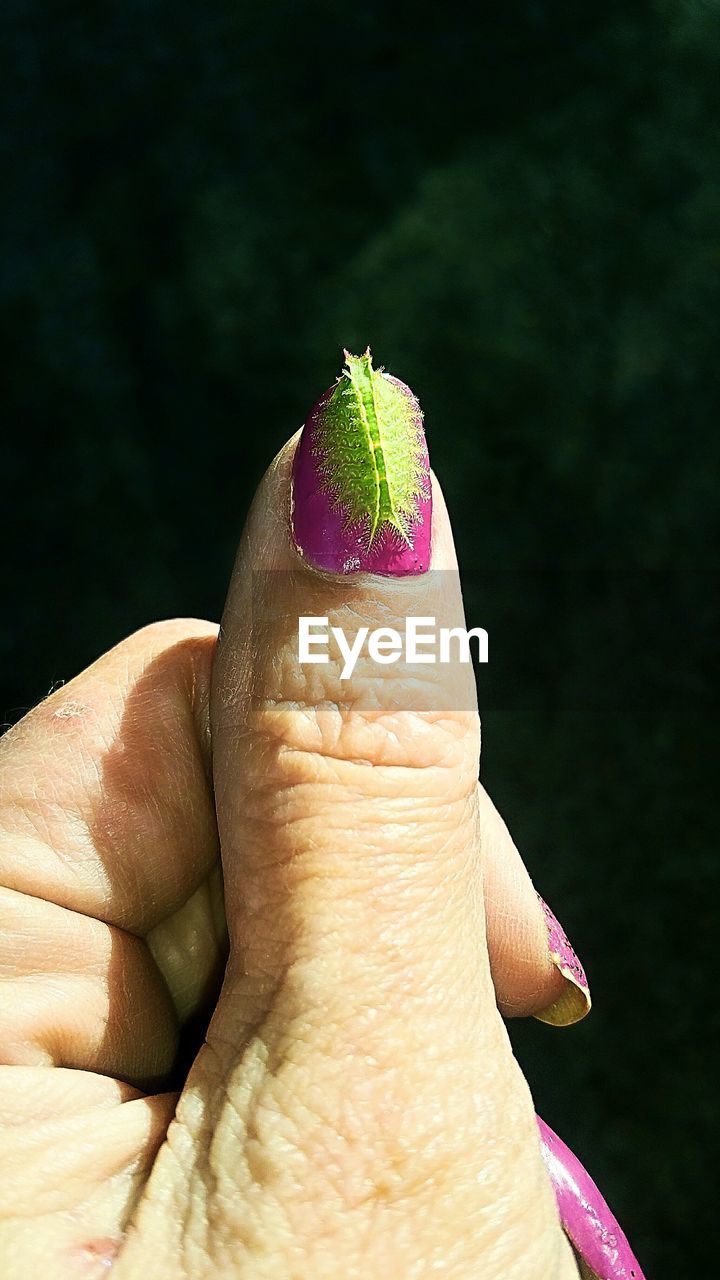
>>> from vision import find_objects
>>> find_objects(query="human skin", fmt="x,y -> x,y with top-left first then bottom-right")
0,426 -> 597,1276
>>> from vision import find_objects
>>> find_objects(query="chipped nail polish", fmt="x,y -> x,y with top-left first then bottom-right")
291,348 -> 432,576
535,896 -> 592,1027
537,1116 -> 646,1280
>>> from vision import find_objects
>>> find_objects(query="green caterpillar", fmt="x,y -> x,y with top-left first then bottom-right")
312,349 -> 428,548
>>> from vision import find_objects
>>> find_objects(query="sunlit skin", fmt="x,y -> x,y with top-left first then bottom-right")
0,441 -> 585,1279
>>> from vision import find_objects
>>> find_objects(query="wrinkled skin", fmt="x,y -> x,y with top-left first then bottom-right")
0,442 -> 580,1279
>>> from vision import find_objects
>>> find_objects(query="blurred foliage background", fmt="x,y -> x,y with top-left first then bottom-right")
2,2 -> 718,1274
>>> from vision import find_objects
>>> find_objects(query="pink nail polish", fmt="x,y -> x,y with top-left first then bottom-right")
291,348 -> 432,576
535,895 -> 592,1027
537,1116 -> 646,1280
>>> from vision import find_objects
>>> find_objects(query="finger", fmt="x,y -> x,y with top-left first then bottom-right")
0,1067 -> 175,1280
0,884 -> 176,1082
0,619 -> 223,1084
479,785 -> 591,1024
0,618 -> 218,931
119,353 -> 575,1279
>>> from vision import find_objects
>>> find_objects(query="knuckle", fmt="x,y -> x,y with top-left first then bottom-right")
253,692 -> 478,774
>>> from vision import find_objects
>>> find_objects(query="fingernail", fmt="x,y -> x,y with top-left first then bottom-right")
535,896 -> 592,1026
291,348 -> 432,575
537,1116 -> 646,1280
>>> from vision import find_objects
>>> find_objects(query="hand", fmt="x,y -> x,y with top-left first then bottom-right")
10,329 -> 651,1280
0,437 -> 596,1280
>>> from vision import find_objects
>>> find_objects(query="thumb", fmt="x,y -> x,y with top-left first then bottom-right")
213,383 -> 488,1034
117,353 -> 576,1280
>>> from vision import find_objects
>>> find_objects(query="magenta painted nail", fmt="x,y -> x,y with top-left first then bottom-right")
535,895 -> 592,1027
291,348 -> 432,576
537,1116 -> 646,1280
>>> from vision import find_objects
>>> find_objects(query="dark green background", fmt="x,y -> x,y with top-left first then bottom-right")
2,3 -> 718,1275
